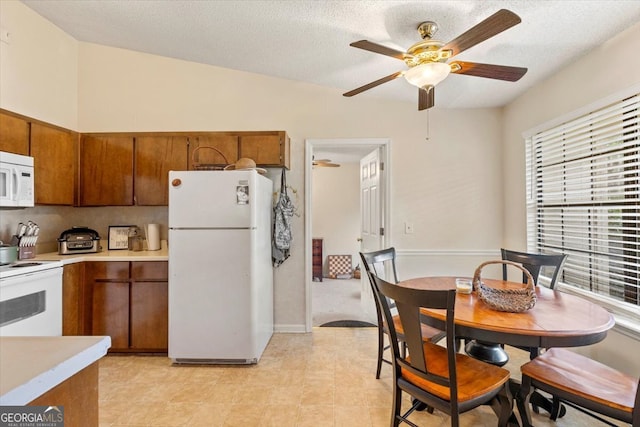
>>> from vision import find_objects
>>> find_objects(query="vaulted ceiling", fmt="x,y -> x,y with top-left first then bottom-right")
22,0 -> 640,111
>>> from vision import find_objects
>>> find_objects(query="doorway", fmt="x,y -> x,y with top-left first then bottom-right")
304,138 -> 391,331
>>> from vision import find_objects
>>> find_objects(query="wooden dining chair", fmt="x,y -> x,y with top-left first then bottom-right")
466,249 -> 569,365
501,248 -> 568,290
369,272 -> 513,427
359,249 -> 445,379
518,347 -> 639,427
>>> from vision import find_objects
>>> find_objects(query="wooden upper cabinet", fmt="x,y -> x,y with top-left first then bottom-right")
30,123 -> 77,205
80,135 -> 134,206
239,131 -> 290,168
188,134 -> 238,170
0,111 -> 30,155
134,136 -> 188,205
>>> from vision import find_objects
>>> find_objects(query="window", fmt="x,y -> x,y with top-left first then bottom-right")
526,93 -> 640,310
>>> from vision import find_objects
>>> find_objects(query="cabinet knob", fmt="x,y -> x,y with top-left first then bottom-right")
171,178 -> 182,187
357,238 -> 363,242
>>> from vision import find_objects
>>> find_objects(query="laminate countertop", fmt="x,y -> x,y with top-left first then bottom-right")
31,247 -> 169,264
0,335 -> 111,405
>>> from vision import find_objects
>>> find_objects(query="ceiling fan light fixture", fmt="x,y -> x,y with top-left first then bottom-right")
404,62 -> 451,89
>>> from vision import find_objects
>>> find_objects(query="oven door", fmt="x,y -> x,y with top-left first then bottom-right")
0,267 -> 62,336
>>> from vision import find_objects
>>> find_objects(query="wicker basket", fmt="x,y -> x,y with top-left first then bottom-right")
191,146 -> 229,170
472,260 -> 536,313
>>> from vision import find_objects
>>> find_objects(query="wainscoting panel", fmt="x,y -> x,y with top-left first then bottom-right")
395,249 -> 502,281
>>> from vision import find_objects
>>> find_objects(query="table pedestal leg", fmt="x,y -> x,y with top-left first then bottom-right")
464,340 -> 509,366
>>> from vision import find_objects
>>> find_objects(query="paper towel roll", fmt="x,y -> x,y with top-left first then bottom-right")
146,224 -> 161,251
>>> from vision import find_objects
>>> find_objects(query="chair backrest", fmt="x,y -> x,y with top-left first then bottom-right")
359,247 -> 399,283
501,248 -> 567,289
369,272 -> 459,410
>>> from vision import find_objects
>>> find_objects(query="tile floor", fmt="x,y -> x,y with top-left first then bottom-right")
98,328 -> 620,426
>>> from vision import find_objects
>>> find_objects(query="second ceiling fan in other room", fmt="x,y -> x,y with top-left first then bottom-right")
313,158 -> 340,168
343,9 -> 528,110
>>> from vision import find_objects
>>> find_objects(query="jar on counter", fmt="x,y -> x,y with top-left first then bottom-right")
128,226 -> 144,251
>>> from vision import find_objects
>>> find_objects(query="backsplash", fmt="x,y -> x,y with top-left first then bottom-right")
0,206 -> 168,254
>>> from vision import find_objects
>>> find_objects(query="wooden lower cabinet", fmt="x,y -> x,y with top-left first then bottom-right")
92,281 -> 129,350
62,263 -> 87,336
86,261 -> 168,352
130,281 -> 168,349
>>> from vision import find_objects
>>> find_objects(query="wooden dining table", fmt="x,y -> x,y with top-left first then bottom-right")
399,276 -> 615,349
397,276 -> 616,424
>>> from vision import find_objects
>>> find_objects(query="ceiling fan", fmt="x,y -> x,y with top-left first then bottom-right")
343,9 -> 528,110
313,158 -> 341,168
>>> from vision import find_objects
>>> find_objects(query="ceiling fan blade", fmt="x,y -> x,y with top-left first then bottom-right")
450,61 -> 527,81
441,9 -> 521,58
343,71 -> 403,97
314,159 -> 332,163
418,86 -> 434,110
350,40 -> 406,60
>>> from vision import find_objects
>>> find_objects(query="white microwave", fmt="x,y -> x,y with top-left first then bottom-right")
0,151 -> 35,208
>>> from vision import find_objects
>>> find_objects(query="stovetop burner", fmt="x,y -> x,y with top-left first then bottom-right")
9,262 -> 43,268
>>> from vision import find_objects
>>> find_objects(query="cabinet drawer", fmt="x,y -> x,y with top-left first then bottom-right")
131,261 -> 168,281
85,261 -> 129,280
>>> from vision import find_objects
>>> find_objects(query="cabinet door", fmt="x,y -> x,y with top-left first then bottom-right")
239,132 -> 289,168
31,123 -> 77,205
62,263 -> 85,336
130,281 -> 168,350
188,134 -> 238,170
80,135 -> 134,206
131,261 -> 168,281
0,111 -> 29,155
135,136 -> 188,205
92,281 -> 130,350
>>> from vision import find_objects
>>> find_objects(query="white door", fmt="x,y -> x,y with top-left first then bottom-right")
360,148 -> 384,318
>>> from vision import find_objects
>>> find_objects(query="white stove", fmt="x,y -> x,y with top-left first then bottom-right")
0,260 -> 63,280
0,260 -> 63,336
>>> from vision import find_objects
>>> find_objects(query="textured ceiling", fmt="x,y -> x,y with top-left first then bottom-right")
21,0 -> 640,112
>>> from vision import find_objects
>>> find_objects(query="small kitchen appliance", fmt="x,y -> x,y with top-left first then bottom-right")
0,151 -> 35,208
57,226 -> 101,254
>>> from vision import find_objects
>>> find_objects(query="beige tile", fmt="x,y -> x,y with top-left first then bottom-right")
296,405 -> 334,427
98,330 -> 616,427
260,404 -> 299,427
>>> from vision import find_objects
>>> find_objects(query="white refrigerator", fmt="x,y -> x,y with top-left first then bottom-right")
168,170 -> 273,364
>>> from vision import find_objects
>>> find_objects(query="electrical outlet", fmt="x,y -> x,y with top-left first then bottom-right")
404,222 -> 414,234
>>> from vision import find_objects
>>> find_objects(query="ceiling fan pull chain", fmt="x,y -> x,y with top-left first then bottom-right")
425,110 -> 430,141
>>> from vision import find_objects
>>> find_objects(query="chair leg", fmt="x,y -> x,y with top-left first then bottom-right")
376,327 -> 384,379
497,385 -> 514,427
391,387 -> 402,427
517,377 -> 535,427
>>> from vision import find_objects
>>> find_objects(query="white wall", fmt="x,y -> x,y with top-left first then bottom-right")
0,1 -> 78,129
312,162 -> 360,276
502,21 -> 640,376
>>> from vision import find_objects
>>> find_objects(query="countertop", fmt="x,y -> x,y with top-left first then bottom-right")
32,246 -> 169,264
0,335 -> 111,405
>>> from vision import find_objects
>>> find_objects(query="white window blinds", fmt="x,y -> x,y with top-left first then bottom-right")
526,93 -> 640,307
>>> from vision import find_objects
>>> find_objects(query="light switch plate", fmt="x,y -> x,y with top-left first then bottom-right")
404,222 -> 414,234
